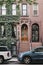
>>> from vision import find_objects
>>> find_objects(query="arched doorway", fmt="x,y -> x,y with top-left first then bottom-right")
21,24 -> 28,41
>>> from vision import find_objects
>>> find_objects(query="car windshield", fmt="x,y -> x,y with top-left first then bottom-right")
0,47 -> 8,51
32,47 -> 43,52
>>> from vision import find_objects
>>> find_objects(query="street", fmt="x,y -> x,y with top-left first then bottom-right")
3,61 -> 43,64
2,62 -> 43,65
2,61 -> 43,65
2,58 -> 43,65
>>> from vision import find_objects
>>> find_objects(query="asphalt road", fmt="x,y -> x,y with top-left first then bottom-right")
2,64 -> 43,65
2,63 -> 43,65
2,61 -> 43,64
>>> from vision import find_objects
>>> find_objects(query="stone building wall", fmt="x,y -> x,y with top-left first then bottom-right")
0,0 -> 43,54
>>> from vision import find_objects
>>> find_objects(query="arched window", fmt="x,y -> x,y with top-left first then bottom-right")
21,24 -> 28,41
32,23 -> 39,42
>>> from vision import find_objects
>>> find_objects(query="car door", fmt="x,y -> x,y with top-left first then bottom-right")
38,47 -> 43,60
32,48 -> 41,60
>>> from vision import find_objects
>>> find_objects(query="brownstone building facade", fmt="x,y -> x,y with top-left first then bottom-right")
17,0 -> 43,52
0,0 -> 43,55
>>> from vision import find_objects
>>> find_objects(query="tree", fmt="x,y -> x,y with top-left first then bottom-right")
26,0 -> 36,4
0,0 -> 36,5
17,0 -> 36,4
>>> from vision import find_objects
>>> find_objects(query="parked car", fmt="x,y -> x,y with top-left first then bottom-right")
18,46 -> 43,64
0,46 -> 11,63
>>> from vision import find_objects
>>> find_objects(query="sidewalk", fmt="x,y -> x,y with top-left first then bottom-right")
9,57 -> 18,62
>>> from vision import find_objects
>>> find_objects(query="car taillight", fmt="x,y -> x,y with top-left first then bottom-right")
7,52 -> 9,56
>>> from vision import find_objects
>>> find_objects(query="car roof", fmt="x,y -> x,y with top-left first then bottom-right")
34,46 -> 43,49
36,46 -> 43,48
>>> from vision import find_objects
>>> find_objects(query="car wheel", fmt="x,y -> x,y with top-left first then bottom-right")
23,56 -> 31,64
0,57 -> 4,64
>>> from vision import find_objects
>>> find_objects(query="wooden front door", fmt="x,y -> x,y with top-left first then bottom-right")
21,24 -> 28,41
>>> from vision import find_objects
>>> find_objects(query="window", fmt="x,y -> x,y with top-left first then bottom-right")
14,26 -> 17,37
2,4 -> 6,15
12,45 -> 17,55
12,25 -> 17,38
0,47 -> 8,51
0,5 -> 2,15
35,48 -> 43,52
12,4 -> 16,15
0,24 -> 5,37
1,25 -> 4,35
22,4 -> 27,16
33,4 -> 38,16
32,23 -> 39,42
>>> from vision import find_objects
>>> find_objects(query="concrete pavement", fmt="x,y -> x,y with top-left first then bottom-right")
9,57 -> 18,62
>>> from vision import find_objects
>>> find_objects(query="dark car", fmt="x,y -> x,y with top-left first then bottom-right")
18,46 -> 43,64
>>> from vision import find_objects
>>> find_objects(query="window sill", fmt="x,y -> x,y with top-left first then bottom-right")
21,15 -> 29,17
33,15 -> 39,17
0,15 -> 19,16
